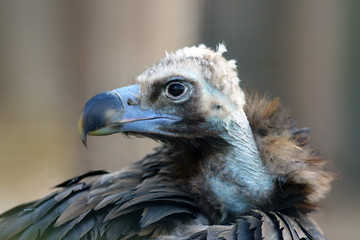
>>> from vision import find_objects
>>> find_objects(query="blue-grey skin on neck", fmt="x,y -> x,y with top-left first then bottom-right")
205,109 -> 274,218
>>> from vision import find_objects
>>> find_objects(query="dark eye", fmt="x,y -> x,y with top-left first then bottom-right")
166,82 -> 188,100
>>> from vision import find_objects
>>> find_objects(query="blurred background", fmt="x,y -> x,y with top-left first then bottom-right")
0,0 -> 359,239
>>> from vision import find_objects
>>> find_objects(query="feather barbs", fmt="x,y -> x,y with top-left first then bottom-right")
244,91 -> 334,214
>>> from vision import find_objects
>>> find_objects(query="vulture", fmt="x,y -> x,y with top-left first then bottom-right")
0,44 -> 334,240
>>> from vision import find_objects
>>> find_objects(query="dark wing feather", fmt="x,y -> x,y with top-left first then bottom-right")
235,218 -> 252,240
17,197 -> 79,240
278,213 -> 308,239
271,212 -> 295,240
296,216 -> 327,240
55,170 -> 109,188
0,201 -> 36,218
187,211 -> 322,240
62,218 -> 95,240
44,218 -> 79,240
140,205 -> 195,228
258,211 -> 282,240
0,150 -> 203,240
207,225 -> 237,240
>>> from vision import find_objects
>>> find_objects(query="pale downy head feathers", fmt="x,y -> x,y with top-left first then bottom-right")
137,44 -> 245,114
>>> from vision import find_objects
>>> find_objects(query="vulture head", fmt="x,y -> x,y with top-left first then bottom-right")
79,44 -> 333,221
79,44 -> 245,144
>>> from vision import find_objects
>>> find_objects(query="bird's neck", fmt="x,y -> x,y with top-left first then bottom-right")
200,110 -> 274,220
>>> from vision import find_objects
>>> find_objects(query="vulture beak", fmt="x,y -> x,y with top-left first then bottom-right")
78,84 -> 180,146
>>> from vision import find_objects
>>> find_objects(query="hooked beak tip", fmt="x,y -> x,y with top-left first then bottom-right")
78,114 -> 88,148
80,134 -> 88,148
78,90 -> 126,147
81,138 -> 88,148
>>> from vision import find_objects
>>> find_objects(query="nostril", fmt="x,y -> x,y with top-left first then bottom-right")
127,98 -> 139,106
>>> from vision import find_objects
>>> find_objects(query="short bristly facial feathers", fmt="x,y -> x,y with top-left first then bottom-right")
80,44 -> 246,140
135,44 -> 247,139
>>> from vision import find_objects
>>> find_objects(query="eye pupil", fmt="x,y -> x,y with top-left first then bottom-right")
167,83 -> 185,97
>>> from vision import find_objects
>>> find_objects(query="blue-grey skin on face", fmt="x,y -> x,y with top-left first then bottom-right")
78,84 -> 181,146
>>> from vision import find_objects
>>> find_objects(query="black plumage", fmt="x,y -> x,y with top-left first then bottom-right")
0,45 -> 333,239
